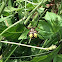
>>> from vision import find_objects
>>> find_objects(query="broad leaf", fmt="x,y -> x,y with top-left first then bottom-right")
0,15 -> 13,22
4,6 -> 22,12
37,7 -> 45,14
31,44 -> 61,62
3,24 -> 25,41
44,12 -> 61,22
18,29 -> 29,40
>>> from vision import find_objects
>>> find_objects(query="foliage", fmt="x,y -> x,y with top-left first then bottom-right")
0,0 -> 62,62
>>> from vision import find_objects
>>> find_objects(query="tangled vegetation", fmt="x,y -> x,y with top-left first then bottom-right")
0,0 -> 62,62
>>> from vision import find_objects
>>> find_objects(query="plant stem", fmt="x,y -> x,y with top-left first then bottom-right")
4,46 -> 18,62
28,13 -> 38,27
4,39 -> 23,62
25,0 -> 27,17
26,0 -> 38,5
0,0 -> 9,15
0,0 -> 45,36
1,41 -> 57,50
24,0 -> 44,25
0,17 -> 26,36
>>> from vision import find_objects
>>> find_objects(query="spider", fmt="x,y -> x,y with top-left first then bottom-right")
23,22 -> 45,44
22,8 -> 48,43
23,13 -> 39,39
23,14 -> 45,40
23,23 -> 38,39
28,28 -> 37,38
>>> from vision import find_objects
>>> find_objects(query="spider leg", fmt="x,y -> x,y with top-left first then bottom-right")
35,12 -> 39,28
37,32 -> 46,40
35,9 -> 47,28
23,22 -> 30,29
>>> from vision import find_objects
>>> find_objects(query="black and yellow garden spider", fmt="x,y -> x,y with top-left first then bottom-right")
18,9 -> 51,44
23,13 -> 45,41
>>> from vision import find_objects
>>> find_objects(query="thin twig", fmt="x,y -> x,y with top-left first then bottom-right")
26,0 -> 38,5
0,17 -> 26,36
5,20 -> 9,27
0,41 -> 47,50
2,51 -> 52,59
0,0 -> 44,36
0,0 -> 9,15
24,0 -> 44,25
0,41 -> 56,50
4,39 -> 23,62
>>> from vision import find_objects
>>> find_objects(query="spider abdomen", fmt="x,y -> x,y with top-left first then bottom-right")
29,28 -> 37,38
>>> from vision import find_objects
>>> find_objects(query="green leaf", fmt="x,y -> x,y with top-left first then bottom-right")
26,3 -> 34,11
37,7 -> 45,14
0,15 -> 13,22
54,54 -> 62,62
0,24 -> 7,33
38,20 -> 52,32
16,0 -> 23,2
53,55 -> 57,62
31,55 -> 48,62
18,29 -> 29,40
44,12 -> 61,22
36,28 -> 52,39
30,21 -> 38,28
42,32 -> 60,47
33,0 -> 38,3
42,12 -> 60,33
4,17 -> 12,26
37,34 -> 45,39
36,20 -> 53,39
4,6 -> 22,12
31,44 -> 61,62
3,24 -> 25,41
